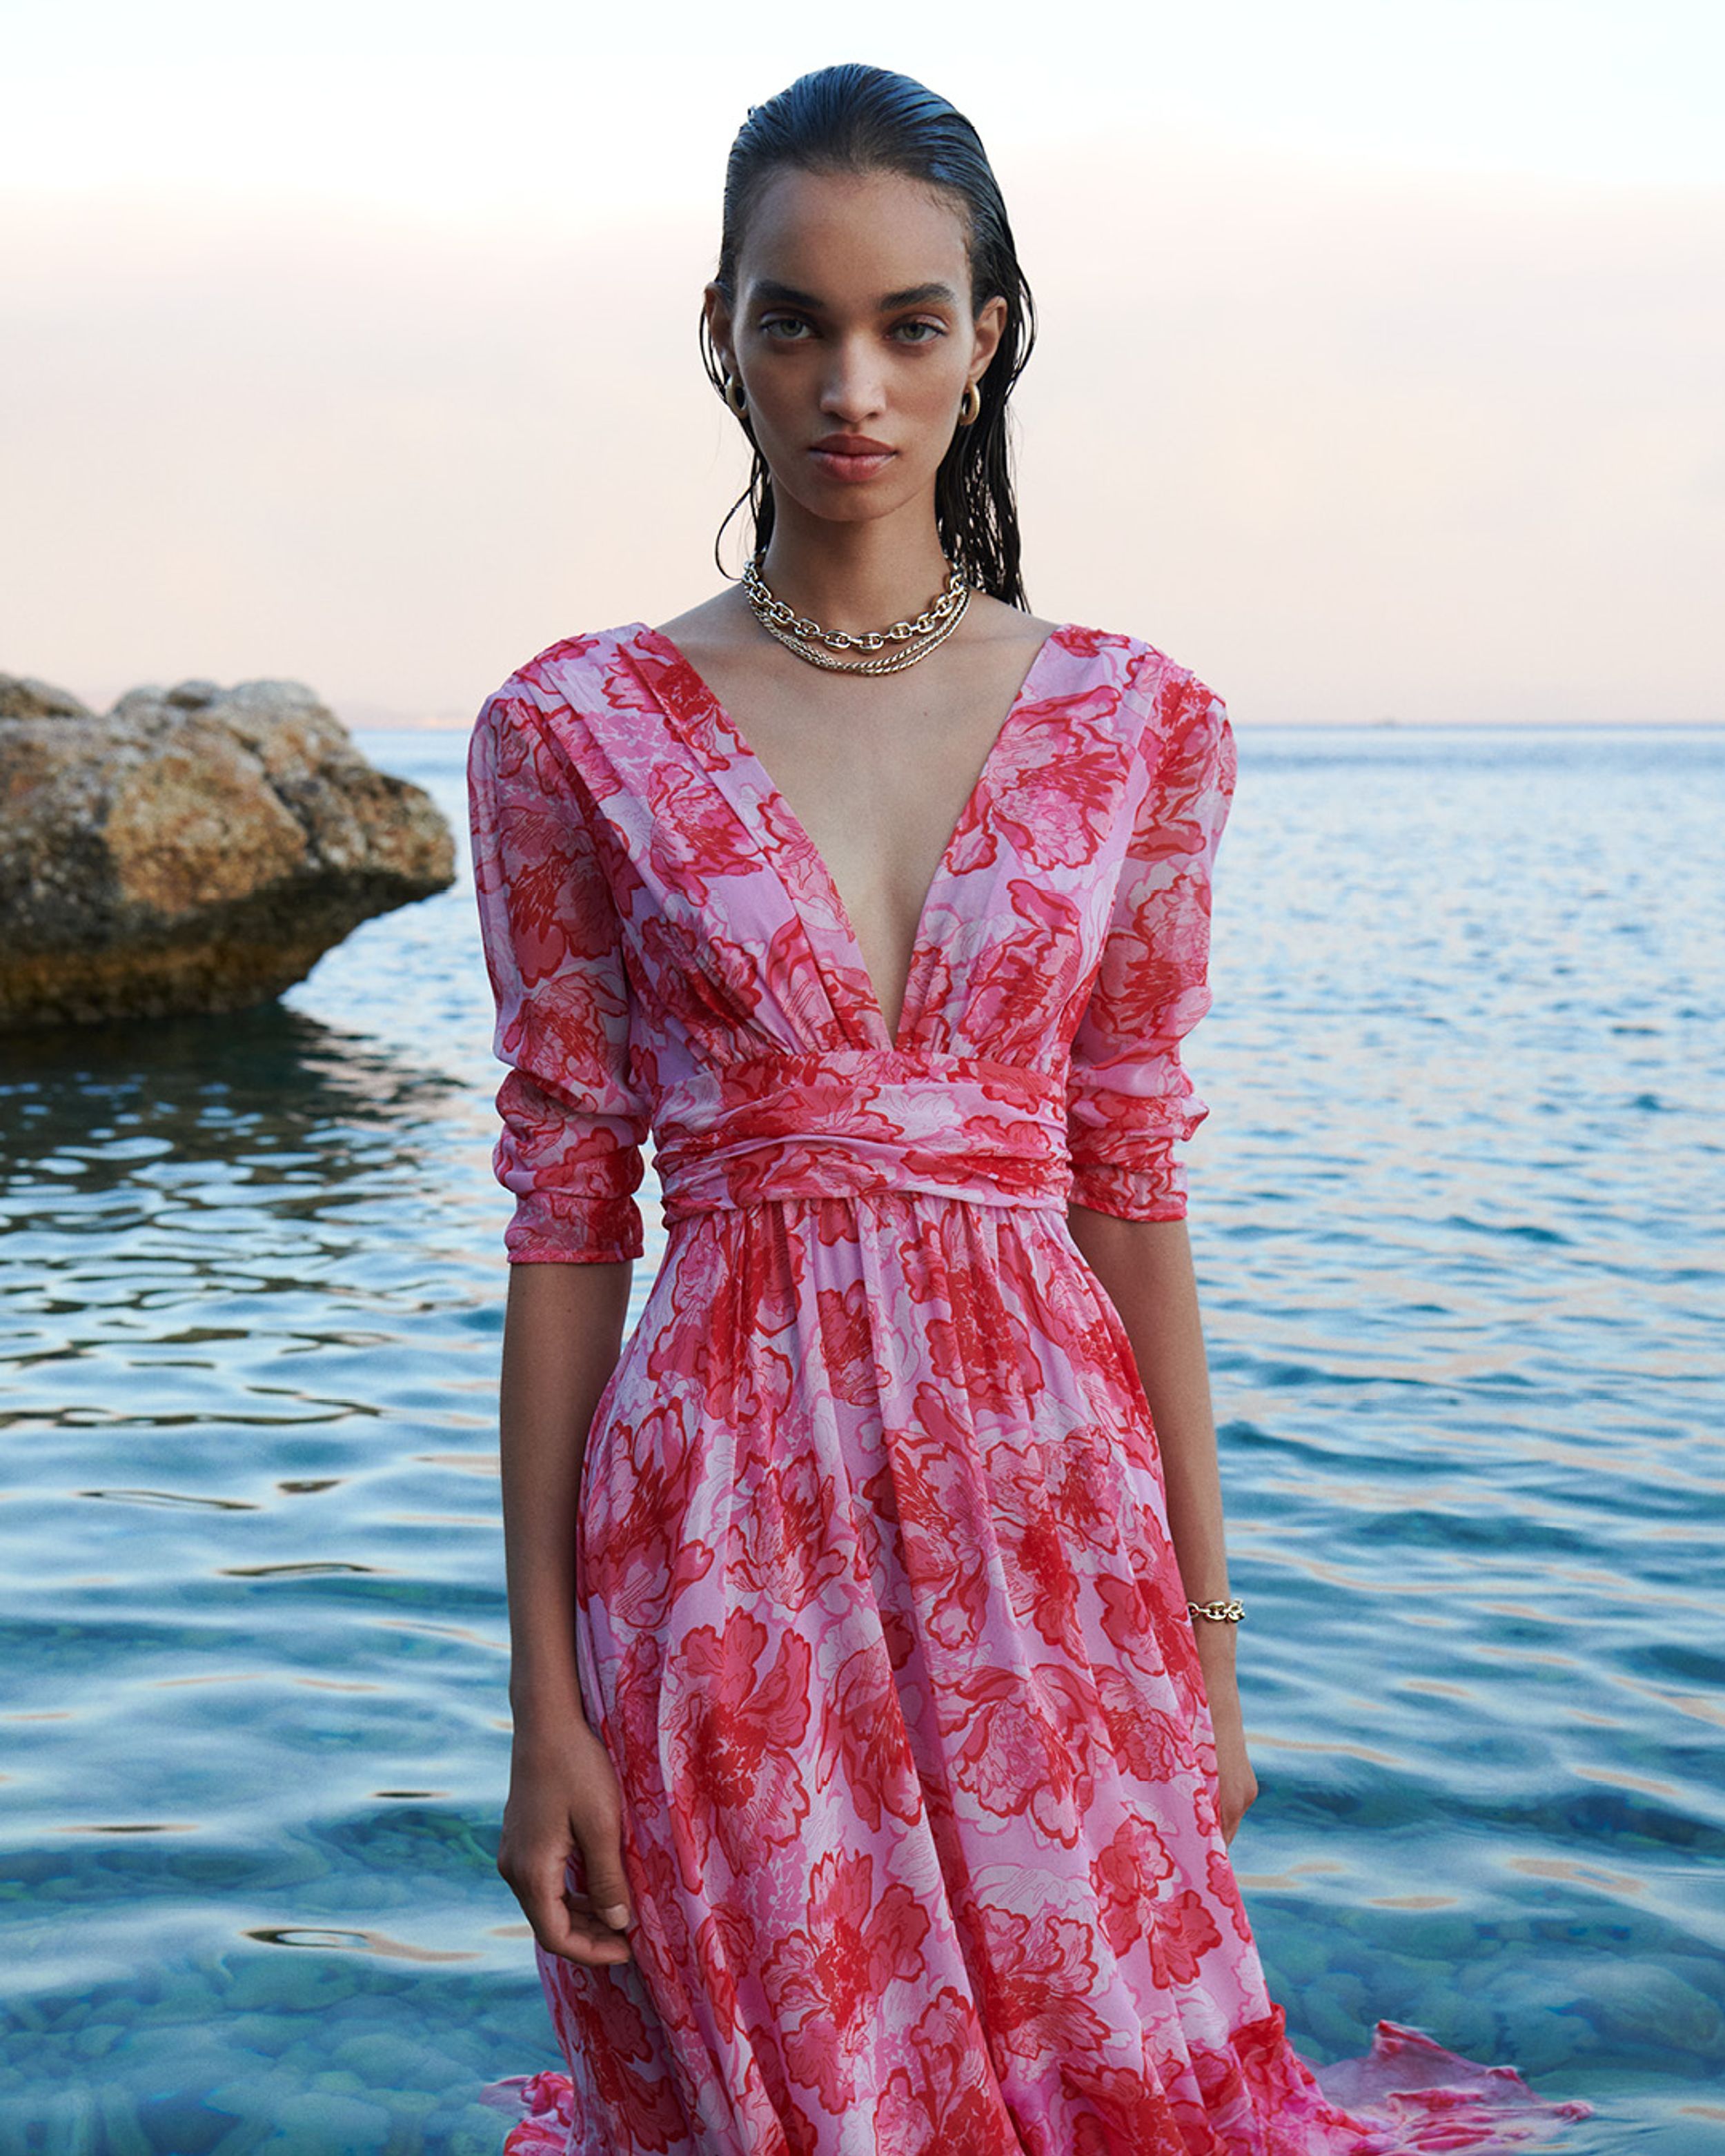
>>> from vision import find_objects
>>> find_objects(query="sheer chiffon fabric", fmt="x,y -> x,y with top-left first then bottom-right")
468,624 -> 1593,2155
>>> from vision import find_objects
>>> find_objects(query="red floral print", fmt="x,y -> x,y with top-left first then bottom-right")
470,624 -> 1594,2153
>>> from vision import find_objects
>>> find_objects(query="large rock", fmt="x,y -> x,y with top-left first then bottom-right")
0,673 -> 455,1029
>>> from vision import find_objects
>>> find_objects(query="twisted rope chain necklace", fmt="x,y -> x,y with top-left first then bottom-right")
742,553 -> 972,677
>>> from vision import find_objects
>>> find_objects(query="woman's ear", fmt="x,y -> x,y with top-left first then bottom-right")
704,281 -> 736,377
969,293 -> 1008,382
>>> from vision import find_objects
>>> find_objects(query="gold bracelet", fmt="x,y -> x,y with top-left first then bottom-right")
1186,1596 -> 1245,1624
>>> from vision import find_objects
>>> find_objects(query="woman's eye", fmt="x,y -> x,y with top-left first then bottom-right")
760,316 -> 810,340
894,321 -> 945,343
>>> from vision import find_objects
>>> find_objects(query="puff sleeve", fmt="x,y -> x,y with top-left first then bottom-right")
467,689 -> 652,1263
1065,673 -> 1238,1223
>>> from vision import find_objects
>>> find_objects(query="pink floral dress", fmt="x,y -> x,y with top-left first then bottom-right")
468,624 -> 1593,2156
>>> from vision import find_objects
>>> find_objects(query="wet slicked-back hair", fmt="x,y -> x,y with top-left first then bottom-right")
701,62 -> 1036,607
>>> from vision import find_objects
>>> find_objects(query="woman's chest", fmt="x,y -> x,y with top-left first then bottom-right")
536,624 -> 1158,1064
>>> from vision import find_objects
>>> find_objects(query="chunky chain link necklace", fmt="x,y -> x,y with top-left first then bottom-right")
742,554 -> 972,676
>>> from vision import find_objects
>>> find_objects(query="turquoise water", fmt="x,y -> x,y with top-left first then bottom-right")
3,723 -> 1721,2154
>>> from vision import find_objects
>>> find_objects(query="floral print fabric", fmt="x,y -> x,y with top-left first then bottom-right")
469,624 -> 1593,2155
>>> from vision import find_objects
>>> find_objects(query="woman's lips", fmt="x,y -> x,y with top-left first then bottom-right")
809,441 -> 896,483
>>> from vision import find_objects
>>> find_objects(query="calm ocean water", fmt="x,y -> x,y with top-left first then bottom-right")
3,722 -> 1721,2155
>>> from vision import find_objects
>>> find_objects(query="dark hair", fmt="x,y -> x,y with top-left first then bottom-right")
700,63 -> 1037,609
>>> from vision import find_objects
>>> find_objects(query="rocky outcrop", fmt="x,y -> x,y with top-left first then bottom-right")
1,673 -> 456,1029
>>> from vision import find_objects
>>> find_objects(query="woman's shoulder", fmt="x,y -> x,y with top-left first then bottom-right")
1036,619 -> 1228,719
478,623 -> 658,719
465,626 -> 674,813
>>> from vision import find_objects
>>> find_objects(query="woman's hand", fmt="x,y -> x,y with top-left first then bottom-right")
493,1263 -> 636,1966
497,1717 -> 635,1966
1193,1626 -> 1259,1843
1211,1714 -> 1261,1845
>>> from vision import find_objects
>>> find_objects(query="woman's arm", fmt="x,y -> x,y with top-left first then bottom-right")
494,1258 -> 638,1965
1066,1205 -> 1259,1843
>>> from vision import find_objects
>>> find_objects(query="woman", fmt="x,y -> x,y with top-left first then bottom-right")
469,63 -> 1593,2156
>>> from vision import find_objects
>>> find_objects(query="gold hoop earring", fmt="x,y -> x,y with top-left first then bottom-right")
958,380 -> 983,427
723,373 -> 747,416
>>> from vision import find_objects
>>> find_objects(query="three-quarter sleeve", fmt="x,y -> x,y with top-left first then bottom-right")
1065,673 -> 1239,1223
467,689 -> 651,1263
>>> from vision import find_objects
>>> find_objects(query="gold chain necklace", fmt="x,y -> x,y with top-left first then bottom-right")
742,555 -> 972,676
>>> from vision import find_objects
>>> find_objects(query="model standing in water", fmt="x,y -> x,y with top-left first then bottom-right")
469,62 -> 1595,2156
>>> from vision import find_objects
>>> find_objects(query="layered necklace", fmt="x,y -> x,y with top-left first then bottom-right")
742,553 -> 972,676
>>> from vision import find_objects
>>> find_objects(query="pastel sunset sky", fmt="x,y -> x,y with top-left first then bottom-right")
3,0 -> 1719,726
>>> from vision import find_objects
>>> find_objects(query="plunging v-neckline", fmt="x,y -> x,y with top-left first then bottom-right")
631,621 -> 1066,1053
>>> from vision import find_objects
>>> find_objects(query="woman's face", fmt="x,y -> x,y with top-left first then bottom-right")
708,166 -> 1007,536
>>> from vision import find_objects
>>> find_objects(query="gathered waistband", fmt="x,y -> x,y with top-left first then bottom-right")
651,1049 -> 1074,1224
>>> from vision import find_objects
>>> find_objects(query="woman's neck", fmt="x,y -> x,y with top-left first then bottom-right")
757,502 -> 954,636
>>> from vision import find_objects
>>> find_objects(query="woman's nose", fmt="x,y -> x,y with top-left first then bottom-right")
819,336 -> 887,422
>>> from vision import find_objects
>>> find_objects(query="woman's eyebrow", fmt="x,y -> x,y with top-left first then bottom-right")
753,279 -> 824,308
750,278 -> 959,312
877,281 -> 959,310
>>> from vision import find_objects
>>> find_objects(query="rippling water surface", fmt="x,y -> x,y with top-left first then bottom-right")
3,724 -> 1721,2153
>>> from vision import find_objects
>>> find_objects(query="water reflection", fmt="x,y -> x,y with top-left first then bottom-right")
3,998 -> 469,1170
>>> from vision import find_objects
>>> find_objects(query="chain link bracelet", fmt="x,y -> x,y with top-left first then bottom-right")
1186,1597 -> 1246,1624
